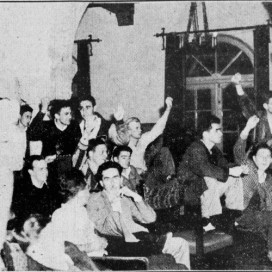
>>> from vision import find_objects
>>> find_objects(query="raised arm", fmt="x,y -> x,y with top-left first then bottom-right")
120,186 -> 156,224
28,98 -> 49,141
108,105 -> 130,146
141,97 -> 173,147
234,115 -> 260,165
72,117 -> 101,169
231,73 -> 258,119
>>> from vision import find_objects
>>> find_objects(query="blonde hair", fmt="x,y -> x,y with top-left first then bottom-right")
125,117 -> 141,129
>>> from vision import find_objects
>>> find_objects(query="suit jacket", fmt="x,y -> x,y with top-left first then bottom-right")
86,191 -> 156,241
177,140 -> 229,205
234,135 -> 272,211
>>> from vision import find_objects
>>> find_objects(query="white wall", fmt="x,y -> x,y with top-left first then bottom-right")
0,1 -> 269,121
0,2 -> 87,111
76,1 -> 269,122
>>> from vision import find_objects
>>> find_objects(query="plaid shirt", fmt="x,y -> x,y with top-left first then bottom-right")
234,136 -> 272,210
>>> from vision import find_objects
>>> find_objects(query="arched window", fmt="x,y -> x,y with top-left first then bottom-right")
184,34 -> 254,161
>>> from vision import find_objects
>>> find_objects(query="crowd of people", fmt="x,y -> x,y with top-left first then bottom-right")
1,72 -> 272,270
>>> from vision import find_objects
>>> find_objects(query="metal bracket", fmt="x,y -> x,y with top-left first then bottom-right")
154,28 -> 166,50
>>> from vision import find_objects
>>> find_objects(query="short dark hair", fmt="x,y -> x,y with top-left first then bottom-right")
78,95 -> 96,107
59,168 -> 86,203
25,155 -> 45,170
250,142 -> 272,159
197,115 -> 221,139
49,99 -> 71,119
112,145 -> 132,159
20,104 -> 33,116
96,161 -> 123,183
87,138 -> 108,157
262,92 -> 272,105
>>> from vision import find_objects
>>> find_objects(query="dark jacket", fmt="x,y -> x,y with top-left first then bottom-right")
28,111 -> 81,157
177,140 -> 229,205
238,93 -> 272,143
11,173 -> 58,229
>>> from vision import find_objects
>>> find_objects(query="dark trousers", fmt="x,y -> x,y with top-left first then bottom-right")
105,232 -> 167,257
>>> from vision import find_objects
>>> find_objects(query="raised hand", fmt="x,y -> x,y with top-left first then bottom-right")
231,73 -> 242,85
85,116 -> 101,139
114,105 -> 125,121
229,166 -> 243,177
41,97 -> 50,113
165,97 -> 173,111
245,115 -> 259,131
120,186 -> 142,202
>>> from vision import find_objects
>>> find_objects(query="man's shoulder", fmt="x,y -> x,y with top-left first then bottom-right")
185,140 -> 206,153
88,191 -> 104,201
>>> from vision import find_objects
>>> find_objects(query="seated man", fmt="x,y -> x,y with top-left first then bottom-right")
28,98 -> 81,177
178,115 -> 245,231
231,73 -> 272,145
73,138 -> 108,191
109,97 -> 175,188
112,145 -> 141,192
87,161 -> 190,269
233,115 -> 272,262
78,94 -> 111,138
11,155 -> 58,232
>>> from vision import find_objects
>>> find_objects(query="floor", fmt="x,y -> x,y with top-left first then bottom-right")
152,207 -> 272,270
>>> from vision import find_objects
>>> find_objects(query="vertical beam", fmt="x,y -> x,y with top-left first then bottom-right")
254,25 -> 270,109
72,42 -> 91,98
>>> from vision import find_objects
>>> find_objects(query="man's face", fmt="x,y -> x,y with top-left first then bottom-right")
205,123 -> 223,145
79,100 -> 95,120
29,160 -> 48,184
115,151 -> 131,169
55,107 -> 72,126
89,144 -> 108,167
264,98 -> 272,114
20,111 -> 32,128
253,148 -> 272,172
100,168 -> 122,194
128,121 -> 142,139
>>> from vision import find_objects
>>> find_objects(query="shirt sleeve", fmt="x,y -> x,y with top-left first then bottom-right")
129,199 -> 157,224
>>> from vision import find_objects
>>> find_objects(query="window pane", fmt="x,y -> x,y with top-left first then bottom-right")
185,90 -> 195,110
197,89 -> 211,110
184,111 -> 195,129
223,110 -> 240,131
197,111 -> 212,129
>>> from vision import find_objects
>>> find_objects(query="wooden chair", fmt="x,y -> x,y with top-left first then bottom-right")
144,183 -> 233,267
